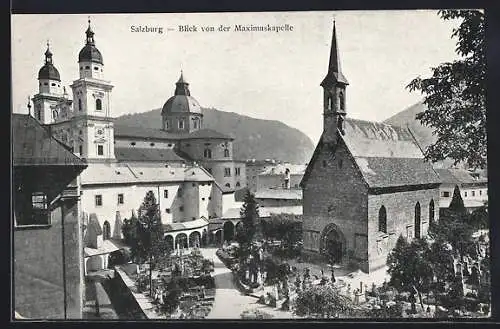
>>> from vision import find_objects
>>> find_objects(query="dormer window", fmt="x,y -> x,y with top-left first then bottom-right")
178,119 -> 185,129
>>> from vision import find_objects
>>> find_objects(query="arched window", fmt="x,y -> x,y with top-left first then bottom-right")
429,199 -> 435,225
178,119 -> 184,129
96,99 -> 102,111
78,99 -> 82,111
328,96 -> 333,110
204,149 -> 212,159
225,183 -> 231,188
103,221 -> 111,240
339,92 -> 345,112
193,119 -> 198,129
378,206 -> 387,233
165,120 -> 169,129
415,202 -> 421,238
224,148 -> 230,157
236,182 -> 241,187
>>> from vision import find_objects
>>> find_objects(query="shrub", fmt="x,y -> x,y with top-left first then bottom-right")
267,292 -> 277,307
257,295 -> 266,305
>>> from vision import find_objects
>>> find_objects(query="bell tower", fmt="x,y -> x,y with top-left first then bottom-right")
321,21 -> 349,146
70,18 -> 115,162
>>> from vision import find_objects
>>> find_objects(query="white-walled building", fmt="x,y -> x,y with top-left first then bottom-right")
435,168 -> 488,212
27,19 -> 244,274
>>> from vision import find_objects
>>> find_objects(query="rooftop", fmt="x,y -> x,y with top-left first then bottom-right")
115,147 -> 186,163
255,187 -> 303,200
259,163 -> 307,176
80,163 -> 213,185
435,168 -> 488,185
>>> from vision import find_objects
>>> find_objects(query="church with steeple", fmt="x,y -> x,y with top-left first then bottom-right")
300,22 -> 441,273
25,19 -> 246,275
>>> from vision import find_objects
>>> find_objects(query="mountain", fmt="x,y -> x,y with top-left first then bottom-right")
384,101 -> 436,150
114,108 -> 315,164
384,101 -> 459,168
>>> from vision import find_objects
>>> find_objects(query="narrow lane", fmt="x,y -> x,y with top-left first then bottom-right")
201,248 -> 257,319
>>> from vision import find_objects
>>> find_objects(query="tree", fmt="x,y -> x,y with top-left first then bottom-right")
407,10 -> 486,169
449,185 -> 466,214
124,191 -> 171,297
387,236 -> 434,300
293,284 -> 353,318
236,191 -> 260,260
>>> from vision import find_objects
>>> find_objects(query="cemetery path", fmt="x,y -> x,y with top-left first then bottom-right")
202,248 -> 257,319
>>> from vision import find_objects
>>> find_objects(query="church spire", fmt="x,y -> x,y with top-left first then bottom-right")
321,20 -> 349,87
85,17 -> 95,45
174,70 -> 190,96
44,40 -> 53,64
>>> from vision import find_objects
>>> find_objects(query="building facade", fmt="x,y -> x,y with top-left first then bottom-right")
436,168 -> 488,211
300,22 -> 440,273
257,163 -> 306,190
245,159 -> 279,193
13,114 -> 87,319
26,19 -> 246,276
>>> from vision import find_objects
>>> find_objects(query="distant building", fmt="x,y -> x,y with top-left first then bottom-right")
300,22 -> 440,273
245,159 -> 279,192
435,168 -> 488,212
257,163 -> 307,190
13,113 -> 87,319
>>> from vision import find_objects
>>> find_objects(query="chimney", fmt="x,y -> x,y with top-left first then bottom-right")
284,168 -> 291,189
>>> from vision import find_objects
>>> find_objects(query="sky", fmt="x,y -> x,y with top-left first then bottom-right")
11,11 -> 460,144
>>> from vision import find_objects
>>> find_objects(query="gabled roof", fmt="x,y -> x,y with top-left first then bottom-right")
163,217 -> 209,232
12,114 -> 87,167
301,118 -> 440,189
115,147 -> 186,163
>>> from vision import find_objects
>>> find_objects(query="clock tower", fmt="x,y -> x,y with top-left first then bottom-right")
70,19 -> 115,162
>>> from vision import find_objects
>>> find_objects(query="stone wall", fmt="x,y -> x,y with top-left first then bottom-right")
302,142 -> 369,271
367,188 -> 440,272
14,198 -> 83,319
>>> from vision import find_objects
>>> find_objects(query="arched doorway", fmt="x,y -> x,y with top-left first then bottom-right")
223,221 -> 235,242
189,231 -> 201,248
415,202 -> 421,238
320,224 -> 346,265
175,233 -> 188,249
165,235 -> 174,251
103,221 -> 111,240
213,229 -> 223,246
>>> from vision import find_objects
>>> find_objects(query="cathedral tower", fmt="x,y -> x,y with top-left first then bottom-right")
32,42 -> 64,124
321,21 -> 349,146
70,19 -> 115,162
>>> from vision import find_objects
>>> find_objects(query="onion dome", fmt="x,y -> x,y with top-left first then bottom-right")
38,42 -> 61,81
161,71 -> 202,115
78,19 -> 103,64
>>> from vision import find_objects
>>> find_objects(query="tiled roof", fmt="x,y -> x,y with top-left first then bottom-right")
259,164 -> 307,175
301,118 -> 440,189
84,239 -> 125,257
80,163 -> 214,185
114,125 -> 183,140
354,157 -> 441,188
12,114 -> 87,167
255,188 -> 303,200
114,125 -> 232,141
435,168 -> 488,185
115,147 -> 186,162
185,128 -> 233,140
342,118 -> 423,158
163,217 -> 209,232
